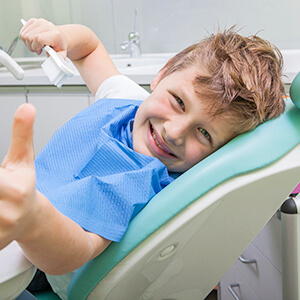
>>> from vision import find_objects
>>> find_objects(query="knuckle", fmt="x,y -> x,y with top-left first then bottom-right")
37,18 -> 46,23
36,34 -> 46,44
28,17 -> 37,23
9,182 -> 30,201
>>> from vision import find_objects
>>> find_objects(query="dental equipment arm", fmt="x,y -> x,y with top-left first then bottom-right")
0,49 -> 24,80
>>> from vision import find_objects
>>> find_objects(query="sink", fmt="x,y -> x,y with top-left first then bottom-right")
0,53 -> 174,85
113,58 -> 164,69
9,50 -> 300,84
14,53 -> 173,71
111,53 -> 173,70
14,57 -> 43,69
4,50 -> 299,86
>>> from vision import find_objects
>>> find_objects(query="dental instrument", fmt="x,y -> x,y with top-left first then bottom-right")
0,49 -> 24,80
120,9 -> 141,58
20,19 -> 76,88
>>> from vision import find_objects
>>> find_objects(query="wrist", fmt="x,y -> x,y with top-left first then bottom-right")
16,191 -> 49,244
58,24 -> 99,61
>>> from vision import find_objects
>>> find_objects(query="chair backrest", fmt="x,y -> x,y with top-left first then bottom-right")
68,99 -> 300,300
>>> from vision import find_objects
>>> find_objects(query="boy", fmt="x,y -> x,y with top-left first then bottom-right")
0,18 -> 285,298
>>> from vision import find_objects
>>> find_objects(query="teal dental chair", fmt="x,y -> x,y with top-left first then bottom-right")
24,76 -> 300,300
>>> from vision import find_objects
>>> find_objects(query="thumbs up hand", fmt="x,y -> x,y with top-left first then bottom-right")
0,103 -> 38,249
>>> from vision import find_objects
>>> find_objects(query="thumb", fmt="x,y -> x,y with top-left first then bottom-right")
7,103 -> 36,164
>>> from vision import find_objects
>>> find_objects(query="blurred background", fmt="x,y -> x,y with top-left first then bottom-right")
1,0 -> 300,58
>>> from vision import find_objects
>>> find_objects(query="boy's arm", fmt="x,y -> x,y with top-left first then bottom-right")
0,104 -> 111,275
20,18 -> 120,95
20,192 -> 111,275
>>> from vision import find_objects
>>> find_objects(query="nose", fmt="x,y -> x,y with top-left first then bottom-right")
163,120 -> 188,146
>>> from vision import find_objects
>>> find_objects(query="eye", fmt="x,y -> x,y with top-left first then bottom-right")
199,128 -> 211,141
175,97 -> 185,110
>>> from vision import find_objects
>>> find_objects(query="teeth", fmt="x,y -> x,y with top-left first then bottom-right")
152,130 -> 164,150
151,125 -> 164,150
151,124 -> 175,157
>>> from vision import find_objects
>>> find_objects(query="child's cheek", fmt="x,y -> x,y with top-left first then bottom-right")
186,145 -> 208,167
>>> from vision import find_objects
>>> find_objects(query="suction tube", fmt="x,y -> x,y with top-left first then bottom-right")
0,49 -> 24,80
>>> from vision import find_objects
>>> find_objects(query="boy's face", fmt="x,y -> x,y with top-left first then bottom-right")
132,67 -> 236,173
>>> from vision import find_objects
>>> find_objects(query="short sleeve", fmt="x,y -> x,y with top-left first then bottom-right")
94,75 -> 150,102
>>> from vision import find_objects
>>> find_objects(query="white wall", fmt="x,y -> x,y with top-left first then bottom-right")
1,0 -> 300,58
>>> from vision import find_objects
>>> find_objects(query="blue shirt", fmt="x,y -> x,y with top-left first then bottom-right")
35,98 -> 174,242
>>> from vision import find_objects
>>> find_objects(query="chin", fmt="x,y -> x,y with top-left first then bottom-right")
134,143 -> 153,158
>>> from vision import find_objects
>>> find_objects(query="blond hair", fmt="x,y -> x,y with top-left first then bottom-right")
160,28 -> 285,133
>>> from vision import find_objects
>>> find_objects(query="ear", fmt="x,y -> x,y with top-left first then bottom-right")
150,70 -> 165,91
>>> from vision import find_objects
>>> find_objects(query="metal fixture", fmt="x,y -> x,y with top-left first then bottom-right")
120,9 -> 141,58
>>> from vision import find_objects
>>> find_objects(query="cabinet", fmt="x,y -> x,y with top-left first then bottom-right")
27,86 -> 91,155
219,214 -> 282,300
1,83 -> 151,158
0,85 -> 92,159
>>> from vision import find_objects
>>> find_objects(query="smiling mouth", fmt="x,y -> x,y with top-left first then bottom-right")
150,124 -> 176,157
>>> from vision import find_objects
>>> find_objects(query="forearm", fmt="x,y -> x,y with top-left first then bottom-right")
57,24 -> 100,61
58,24 -> 120,95
17,191 -> 110,275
